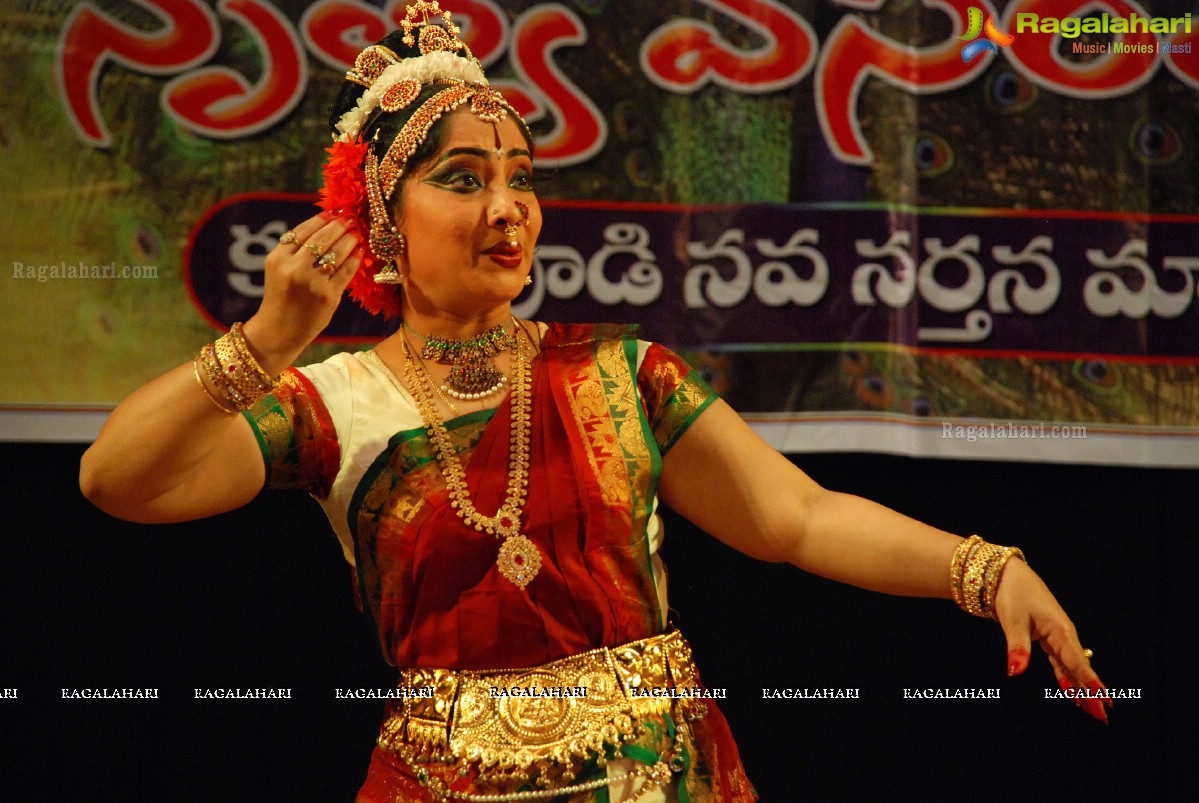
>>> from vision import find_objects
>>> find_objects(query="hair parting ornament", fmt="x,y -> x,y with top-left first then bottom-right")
318,1 -> 528,318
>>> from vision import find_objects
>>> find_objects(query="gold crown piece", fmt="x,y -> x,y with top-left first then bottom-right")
345,45 -> 399,88
400,1 -> 466,55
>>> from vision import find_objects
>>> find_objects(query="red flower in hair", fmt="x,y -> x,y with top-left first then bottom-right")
318,137 -> 402,319
319,137 -> 368,214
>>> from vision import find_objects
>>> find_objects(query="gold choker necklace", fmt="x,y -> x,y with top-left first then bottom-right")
401,327 -> 541,589
405,321 -> 517,401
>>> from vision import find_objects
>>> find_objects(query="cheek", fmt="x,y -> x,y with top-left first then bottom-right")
405,210 -> 476,257
527,204 -> 544,239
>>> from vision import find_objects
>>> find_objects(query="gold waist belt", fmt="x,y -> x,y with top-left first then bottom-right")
378,629 -> 707,773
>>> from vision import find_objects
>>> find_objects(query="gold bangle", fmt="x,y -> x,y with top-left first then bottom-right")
200,342 -> 249,409
949,535 -> 982,609
228,322 -> 277,390
214,326 -> 274,400
196,323 -> 280,411
214,332 -> 266,401
981,547 -> 1026,620
192,357 -> 238,414
962,542 -> 1001,618
950,536 -> 1026,619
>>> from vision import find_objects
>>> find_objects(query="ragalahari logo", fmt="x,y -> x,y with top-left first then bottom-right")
960,7 -> 1015,62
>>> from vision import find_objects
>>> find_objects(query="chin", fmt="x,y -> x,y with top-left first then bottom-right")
493,273 -> 531,298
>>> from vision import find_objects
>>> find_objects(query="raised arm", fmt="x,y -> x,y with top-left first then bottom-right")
658,399 -> 1110,722
79,212 -> 361,523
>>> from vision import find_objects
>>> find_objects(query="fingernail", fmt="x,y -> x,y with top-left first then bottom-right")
1007,648 -> 1030,677
1084,696 -> 1109,725
1057,675 -> 1081,707
1087,679 -> 1113,711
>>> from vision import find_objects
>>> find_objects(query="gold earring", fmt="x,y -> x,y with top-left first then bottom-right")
373,232 -> 406,285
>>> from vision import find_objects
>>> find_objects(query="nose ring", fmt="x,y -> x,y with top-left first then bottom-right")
503,202 -> 531,247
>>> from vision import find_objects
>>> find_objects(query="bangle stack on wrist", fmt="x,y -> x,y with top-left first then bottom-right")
950,535 -> 1026,620
192,322 -> 278,413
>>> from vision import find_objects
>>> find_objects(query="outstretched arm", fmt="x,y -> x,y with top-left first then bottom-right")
658,399 -> 1109,722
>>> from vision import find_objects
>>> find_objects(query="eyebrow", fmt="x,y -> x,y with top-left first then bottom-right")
433,147 -> 532,166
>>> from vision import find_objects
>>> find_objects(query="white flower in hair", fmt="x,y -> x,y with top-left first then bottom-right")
335,51 -> 487,141
389,50 -> 485,86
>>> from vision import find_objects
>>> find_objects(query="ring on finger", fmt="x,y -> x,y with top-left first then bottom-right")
279,229 -> 298,245
317,250 -> 338,269
307,242 -> 326,261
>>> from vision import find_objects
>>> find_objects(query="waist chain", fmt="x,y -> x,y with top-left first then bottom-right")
378,629 -> 708,799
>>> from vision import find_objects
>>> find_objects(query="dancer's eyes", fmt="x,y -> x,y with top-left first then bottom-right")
428,168 -> 483,192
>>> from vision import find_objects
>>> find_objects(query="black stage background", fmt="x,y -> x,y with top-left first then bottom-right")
2,442 -> 1188,800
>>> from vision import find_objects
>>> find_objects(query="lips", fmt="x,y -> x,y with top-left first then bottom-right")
485,242 -> 523,269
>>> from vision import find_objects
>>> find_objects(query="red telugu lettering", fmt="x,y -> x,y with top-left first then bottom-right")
640,0 -> 815,93
162,0 -> 306,139
56,0 -> 219,146
61,2 -> 1193,166
816,0 -> 984,165
508,5 -> 605,167
302,0 -> 390,72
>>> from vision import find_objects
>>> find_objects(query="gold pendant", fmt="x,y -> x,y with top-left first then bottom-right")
497,534 -> 542,590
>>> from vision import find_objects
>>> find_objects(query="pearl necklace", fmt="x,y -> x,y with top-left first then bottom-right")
401,327 -> 542,590
406,321 -> 517,401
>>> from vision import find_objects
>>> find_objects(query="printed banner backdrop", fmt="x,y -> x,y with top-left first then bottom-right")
2,0 -> 1198,464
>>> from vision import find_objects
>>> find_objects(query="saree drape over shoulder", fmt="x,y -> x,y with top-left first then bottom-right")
245,323 -> 756,802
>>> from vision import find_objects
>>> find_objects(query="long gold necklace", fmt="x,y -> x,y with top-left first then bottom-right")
401,325 -> 542,589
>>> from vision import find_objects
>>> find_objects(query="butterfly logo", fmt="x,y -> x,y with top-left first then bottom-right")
960,7 -> 1015,62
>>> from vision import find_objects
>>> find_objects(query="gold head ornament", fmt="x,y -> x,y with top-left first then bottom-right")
328,2 -> 527,285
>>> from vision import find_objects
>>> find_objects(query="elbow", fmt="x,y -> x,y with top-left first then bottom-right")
78,447 -> 103,505
79,446 -> 119,515
767,484 -> 832,567
754,511 -> 807,565
79,447 -> 143,521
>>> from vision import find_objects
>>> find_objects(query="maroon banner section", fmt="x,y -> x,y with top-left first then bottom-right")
186,195 -> 1199,358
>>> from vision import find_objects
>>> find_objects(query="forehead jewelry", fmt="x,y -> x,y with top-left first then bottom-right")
353,2 -> 525,204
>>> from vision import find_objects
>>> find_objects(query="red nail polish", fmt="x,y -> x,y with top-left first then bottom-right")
1087,679 -> 1113,711
1084,696 -> 1109,725
1057,675 -> 1081,707
1007,648 -> 1030,677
